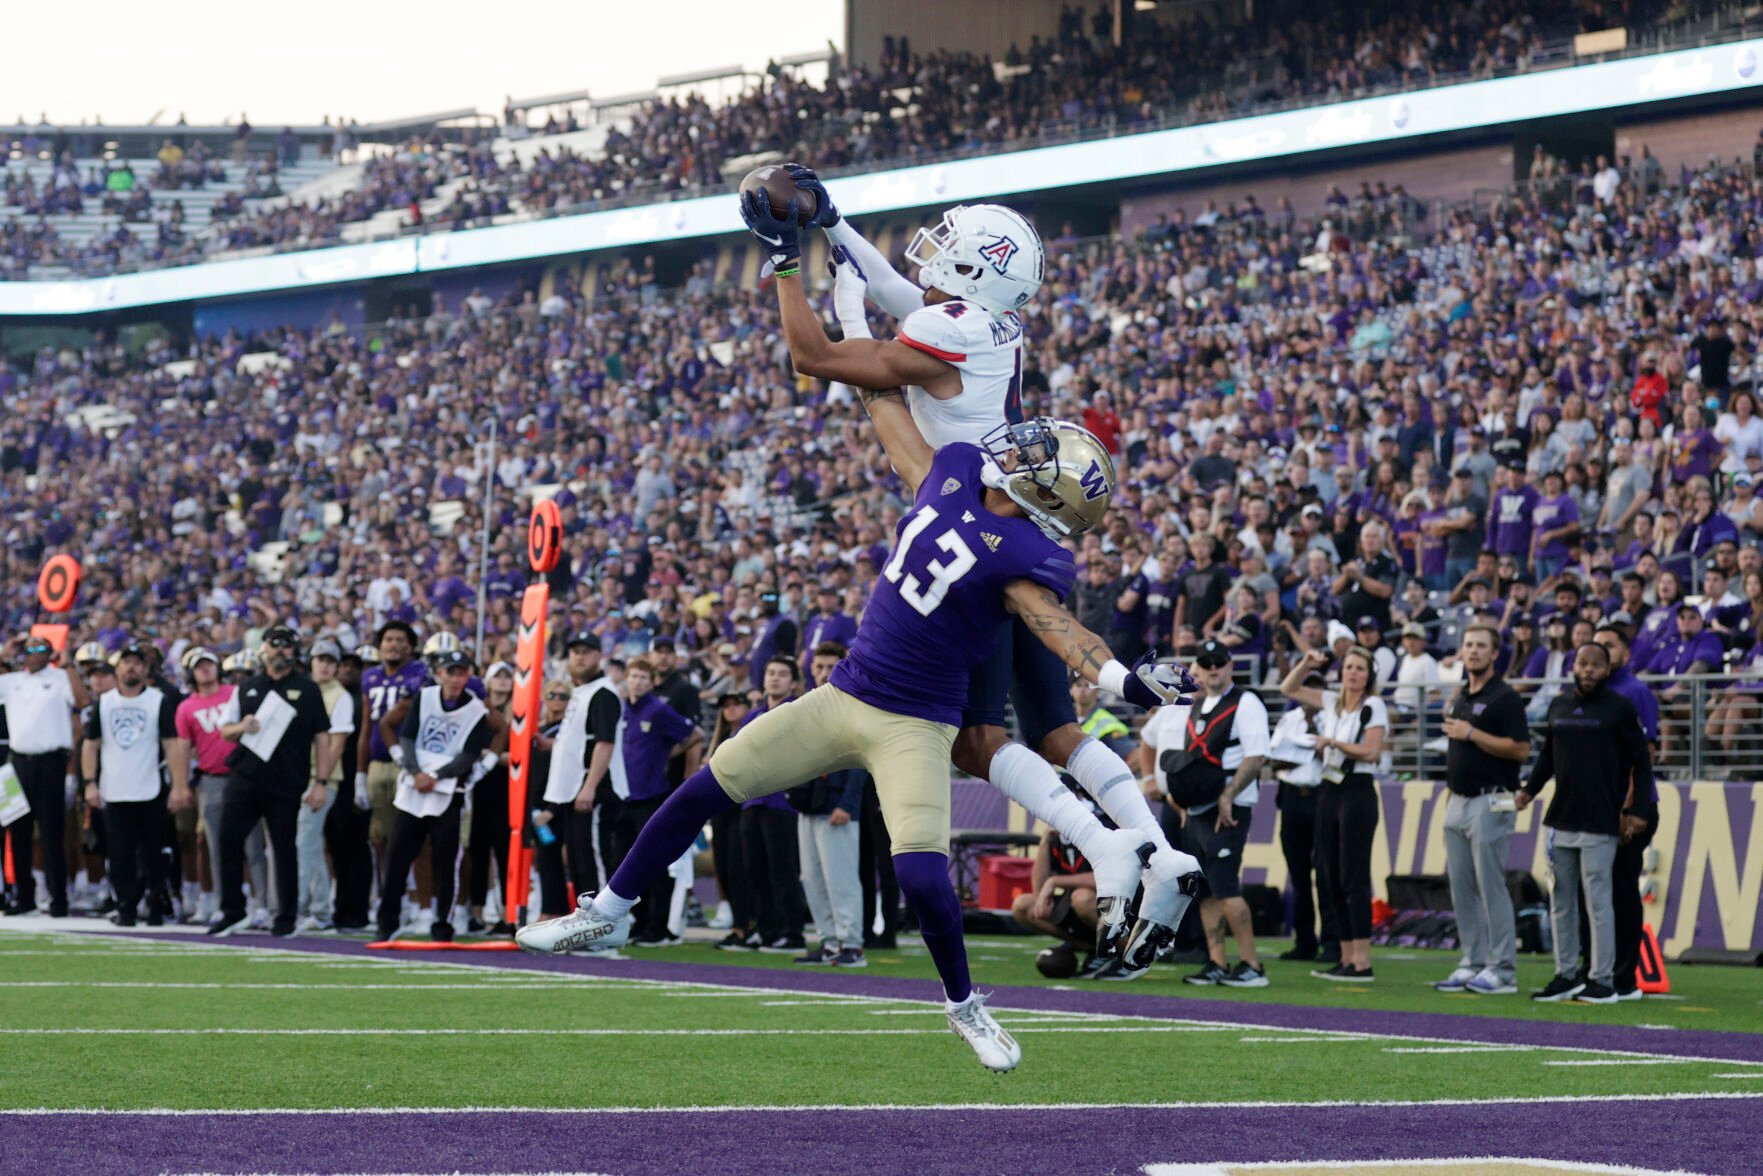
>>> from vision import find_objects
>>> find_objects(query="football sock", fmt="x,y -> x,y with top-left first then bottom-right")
893,850 -> 971,1003
987,741 -> 1110,863
1067,736 -> 1169,846
599,768 -> 734,915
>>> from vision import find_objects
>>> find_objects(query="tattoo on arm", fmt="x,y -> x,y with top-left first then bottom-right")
859,387 -> 904,406
1021,589 -> 1110,677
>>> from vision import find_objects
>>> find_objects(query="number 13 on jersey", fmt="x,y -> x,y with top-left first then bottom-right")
882,506 -> 977,617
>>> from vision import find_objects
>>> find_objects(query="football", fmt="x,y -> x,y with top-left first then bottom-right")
739,163 -> 818,226
1035,943 -> 1079,979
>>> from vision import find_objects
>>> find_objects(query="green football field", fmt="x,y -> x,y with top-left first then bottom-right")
3,924 -> 1760,1174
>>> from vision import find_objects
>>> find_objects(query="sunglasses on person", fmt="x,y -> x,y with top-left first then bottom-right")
544,691 -> 571,702
22,641 -> 52,655
266,635 -> 296,649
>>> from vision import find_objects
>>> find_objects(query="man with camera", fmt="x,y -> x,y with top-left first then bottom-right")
1140,640 -> 1270,988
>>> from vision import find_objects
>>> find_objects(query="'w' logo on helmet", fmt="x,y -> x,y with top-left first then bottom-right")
1078,459 -> 1108,501
978,235 -> 1018,274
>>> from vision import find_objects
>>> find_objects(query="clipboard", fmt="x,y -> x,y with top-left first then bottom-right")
240,690 -> 296,760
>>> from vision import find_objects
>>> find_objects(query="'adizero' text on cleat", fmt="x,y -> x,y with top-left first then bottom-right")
515,894 -> 629,955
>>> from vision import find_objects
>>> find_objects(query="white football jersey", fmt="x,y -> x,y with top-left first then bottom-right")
897,298 -> 1025,447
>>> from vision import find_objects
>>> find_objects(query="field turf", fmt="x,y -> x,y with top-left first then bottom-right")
2,923 -> 1759,1174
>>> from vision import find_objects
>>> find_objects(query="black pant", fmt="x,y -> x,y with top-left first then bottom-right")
7,749 -> 70,911
742,805 -> 803,943
1277,783 -> 1340,953
106,791 -> 169,923
219,779 -> 299,929
378,791 -> 464,936
1316,777 -> 1379,941
533,800 -> 597,917
710,807 -> 754,934
468,768 -> 510,911
618,795 -> 674,940
325,774 -> 374,927
858,778 -> 898,943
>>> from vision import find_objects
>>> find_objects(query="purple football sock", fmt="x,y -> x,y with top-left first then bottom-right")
605,767 -> 734,902
893,850 -> 971,1003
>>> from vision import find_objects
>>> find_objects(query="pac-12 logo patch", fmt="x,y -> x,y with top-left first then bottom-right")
979,235 -> 1018,274
1079,459 -> 1108,501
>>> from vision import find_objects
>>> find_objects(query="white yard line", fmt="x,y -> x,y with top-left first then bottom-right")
5,1092 -> 1759,1116
0,1026 -> 1220,1037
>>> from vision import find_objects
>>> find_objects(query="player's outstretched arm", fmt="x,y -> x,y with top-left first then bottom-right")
773,268 -> 956,394
1004,580 -> 1198,709
855,387 -> 933,496
824,220 -> 927,320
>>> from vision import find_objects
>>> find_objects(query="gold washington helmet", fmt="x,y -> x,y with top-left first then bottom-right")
422,630 -> 463,662
354,643 -> 382,666
181,646 -> 220,673
73,641 -> 108,669
980,417 -> 1116,538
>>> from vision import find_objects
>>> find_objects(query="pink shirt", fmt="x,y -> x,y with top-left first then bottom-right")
175,685 -> 238,776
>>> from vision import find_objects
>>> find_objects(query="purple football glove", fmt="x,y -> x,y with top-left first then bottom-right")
1120,651 -> 1198,710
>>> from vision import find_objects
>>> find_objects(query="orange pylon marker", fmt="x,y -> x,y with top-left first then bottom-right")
1636,922 -> 1671,994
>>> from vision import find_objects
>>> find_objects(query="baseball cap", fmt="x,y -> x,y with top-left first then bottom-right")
486,661 -> 515,680
263,625 -> 298,648
1606,609 -> 1635,627
1301,503 -> 1323,518
1676,601 -> 1702,616
309,638 -> 342,661
717,690 -> 749,707
649,635 -> 676,652
565,630 -> 601,651
435,649 -> 472,670
1400,622 -> 1426,639
1464,575 -> 1492,590
115,641 -> 150,663
1355,615 -> 1380,632
1193,640 -> 1232,669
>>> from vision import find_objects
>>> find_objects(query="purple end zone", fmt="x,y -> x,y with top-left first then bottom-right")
156,931 -> 1763,1064
10,1096 -> 1759,1175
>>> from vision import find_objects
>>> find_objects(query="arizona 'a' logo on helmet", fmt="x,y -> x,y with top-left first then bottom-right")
907,204 -> 1044,315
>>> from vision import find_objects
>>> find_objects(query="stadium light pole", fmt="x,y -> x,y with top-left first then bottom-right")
475,414 -> 498,660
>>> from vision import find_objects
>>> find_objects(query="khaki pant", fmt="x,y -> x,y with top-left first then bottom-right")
709,685 -> 956,856
367,761 -> 402,845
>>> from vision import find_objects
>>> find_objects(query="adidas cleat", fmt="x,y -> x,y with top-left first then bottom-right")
946,991 -> 1021,1073
515,893 -> 629,955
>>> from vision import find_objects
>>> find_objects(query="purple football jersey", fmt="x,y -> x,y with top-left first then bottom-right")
363,660 -> 429,761
830,444 -> 1077,726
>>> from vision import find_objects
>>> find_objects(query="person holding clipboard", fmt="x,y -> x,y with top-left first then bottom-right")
209,626 -> 343,937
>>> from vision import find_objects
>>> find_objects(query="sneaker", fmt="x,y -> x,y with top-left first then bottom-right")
248,908 -> 272,931
466,916 -> 488,934
708,901 -> 734,931
1613,985 -> 1644,1002
1220,961 -> 1270,988
1532,973 -> 1586,1002
206,912 -> 248,938
269,922 -> 296,938
1315,963 -> 1374,982
487,921 -> 515,937
1575,980 -> 1618,1004
793,944 -> 837,965
715,931 -> 758,951
758,935 -> 807,955
429,921 -> 455,944
631,931 -> 681,948
515,894 -> 630,955
3,903 -> 37,917
294,915 -> 325,934
946,991 -> 1021,1073
1465,969 -> 1517,995
1184,962 -> 1230,986
832,947 -> 868,968
1435,966 -> 1478,992
1310,963 -> 1348,979
46,904 -> 68,919
110,911 -> 137,928
377,926 -> 404,943
1080,952 -> 1120,980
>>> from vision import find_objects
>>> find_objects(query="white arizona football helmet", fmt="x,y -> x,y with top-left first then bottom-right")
980,417 -> 1115,538
905,203 -> 1045,315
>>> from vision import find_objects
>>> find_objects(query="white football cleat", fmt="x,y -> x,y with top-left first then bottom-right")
515,894 -> 629,956
1140,845 -> 1202,927
946,991 -> 1021,1073
1090,829 -> 1154,960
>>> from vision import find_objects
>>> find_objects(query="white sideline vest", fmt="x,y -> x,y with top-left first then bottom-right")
542,676 -> 627,805
394,686 -> 487,818
97,687 -> 166,803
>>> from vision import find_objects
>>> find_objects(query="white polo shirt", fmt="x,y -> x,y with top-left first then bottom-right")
1140,689 -> 1271,811
0,667 -> 77,754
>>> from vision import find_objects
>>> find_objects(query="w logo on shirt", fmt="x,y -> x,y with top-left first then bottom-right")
109,706 -> 148,750
979,235 -> 1018,274
1079,459 -> 1108,501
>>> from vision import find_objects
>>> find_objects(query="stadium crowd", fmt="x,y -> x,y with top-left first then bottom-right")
3,135 -> 1762,982
0,0 -> 1682,277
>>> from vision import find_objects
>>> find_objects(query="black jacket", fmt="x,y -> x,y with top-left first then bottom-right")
1524,684 -> 1653,837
